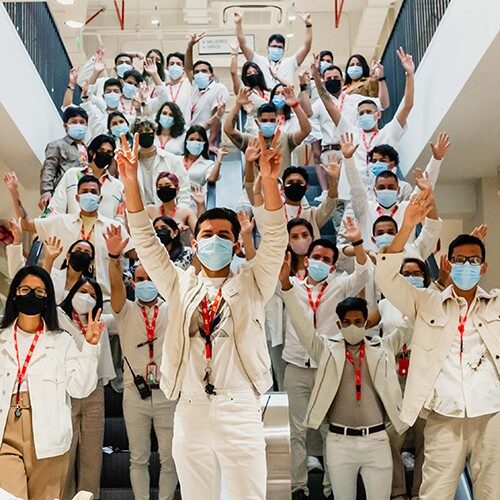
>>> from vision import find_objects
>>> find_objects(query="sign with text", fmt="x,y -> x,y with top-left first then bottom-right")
198,35 -> 255,55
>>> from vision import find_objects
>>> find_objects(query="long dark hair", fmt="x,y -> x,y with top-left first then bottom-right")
241,62 -> 268,91
153,216 -> 185,261
344,54 -> 370,85
287,218 -> 314,276
155,102 -> 186,138
143,48 -> 166,82
184,125 -> 210,159
270,84 -> 291,121
0,266 -> 60,331
60,277 -> 103,320
400,258 -> 432,288
60,239 -> 95,277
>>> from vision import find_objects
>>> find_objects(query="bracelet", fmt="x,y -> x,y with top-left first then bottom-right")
299,83 -> 309,92
108,253 -> 120,259
378,76 -> 386,81
67,85 -> 75,90
290,101 -> 299,109
81,95 -> 89,100
305,24 -> 312,28
352,239 -> 364,247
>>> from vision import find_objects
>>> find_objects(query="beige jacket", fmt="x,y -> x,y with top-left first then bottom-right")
375,252 -> 500,426
127,206 -> 288,399
282,287 -> 410,434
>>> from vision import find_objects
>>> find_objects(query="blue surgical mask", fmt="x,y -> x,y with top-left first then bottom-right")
110,122 -> 129,138
197,235 -> 234,271
116,62 -> 133,78
259,122 -> 277,138
135,280 -> 158,302
122,82 -> 137,100
103,92 -> 120,109
404,275 -> 425,288
374,233 -> 395,249
371,161 -> 389,177
358,113 -> 377,131
268,46 -> 284,62
272,96 -> 286,109
376,189 -> 398,208
320,61 -> 331,74
159,115 -> 174,129
451,263 -> 481,291
186,140 -> 205,156
194,72 -> 210,89
347,65 -> 363,80
168,64 -> 183,80
307,259 -> 331,282
78,193 -> 100,212
67,124 -> 87,141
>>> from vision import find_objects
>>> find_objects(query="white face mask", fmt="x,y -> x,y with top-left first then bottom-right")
72,292 -> 96,315
341,324 -> 366,345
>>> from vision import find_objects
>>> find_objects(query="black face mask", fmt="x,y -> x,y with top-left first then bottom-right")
157,186 -> 177,203
156,230 -> 173,246
93,151 -> 113,169
325,79 -> 342,95
284,183 -> 307,202
69,251 -> 92,272
139,132 -> 155,149
14,291 -> 47,316
246,74 -> 260,88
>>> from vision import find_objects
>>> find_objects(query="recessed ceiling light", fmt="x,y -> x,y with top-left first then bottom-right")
65,20 -> 84,29
286,33 -> 294,38
288,15 -> 296,21
56,0 -> 76,4
151,19 -> 160,25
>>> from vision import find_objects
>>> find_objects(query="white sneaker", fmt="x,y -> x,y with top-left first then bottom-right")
402,451 -> 415,471
306,455 -> 323,472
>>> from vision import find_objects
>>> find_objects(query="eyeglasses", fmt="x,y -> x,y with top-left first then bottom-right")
401,271 -> 424,278
341,320 -> 365,328
17,286 -> 47,298
450,256 -> 483,266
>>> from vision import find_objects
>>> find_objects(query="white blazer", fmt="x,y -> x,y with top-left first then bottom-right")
0,323 -> 99,459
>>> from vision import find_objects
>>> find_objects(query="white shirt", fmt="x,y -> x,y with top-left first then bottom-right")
11,328 -> 34,393
151,78 -> 193,125
252,52 -> 299,89
154,134 -> 185,156
48,166 -> 124,219
185,156 -> 216,187
191,81 -> 230,132
424,290 -> 500,418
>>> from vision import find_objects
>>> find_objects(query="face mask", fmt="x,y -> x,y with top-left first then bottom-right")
159,115 -> 174,129
168,65 -> 183,80
122,82 -> 137,100
259,122 -> 277,138
14,291 -> 47,316
196,235 -> 234,271
194,72 -> 210,89
342,324 -> 366,345
325,79 -> 342,95
272,96 -> 286,109
307,259 -> 331,282
93,151 -> 113,169
186,140 -> 205,156
374,233 -> 395,249
156,230 -> 173,246
284,183 -> 307,202
376,189 -> 398,208
268,46 -> 284,62
246,74 -> 260,87
78,193 -> 100,212
72,292 -> 96,315
371,161 -> 389,177
320,61 -> 331,74
139,132 -> 155,149
404,275 -> 425,289
69,251 -> 92,272
135,281 -> 158,303
103,92 -> 120,109
116,62 -> 133,78
289,238 -> 311,256
347,65 -> 363,80
451,263 -> 481,291
358,113 -> 377,131
110,122 -> 129,138
157,186 -> 177,203
67,124 -> 87,141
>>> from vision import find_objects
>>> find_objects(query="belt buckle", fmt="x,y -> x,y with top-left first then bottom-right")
343,426 -> 348,436
361,427 -> 368,437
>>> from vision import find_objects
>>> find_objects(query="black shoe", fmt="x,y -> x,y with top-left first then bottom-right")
292,490 -> 307,500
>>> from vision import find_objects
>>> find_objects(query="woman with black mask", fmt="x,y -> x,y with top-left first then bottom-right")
152,216 -> 194,270
0,266 -> 102,500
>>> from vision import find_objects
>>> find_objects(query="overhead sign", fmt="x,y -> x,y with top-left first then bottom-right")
198,35 -> 255,55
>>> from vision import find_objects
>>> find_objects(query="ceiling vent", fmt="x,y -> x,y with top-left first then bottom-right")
219,3 -> 284,28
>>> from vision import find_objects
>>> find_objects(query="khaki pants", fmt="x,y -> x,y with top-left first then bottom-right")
420,411 -> 500,500
63,384 -> 105,499
123,385 -> 177,500
0,392 -> 69,500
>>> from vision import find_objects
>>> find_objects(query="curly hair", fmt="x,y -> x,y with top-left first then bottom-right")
155,102 -> 186,138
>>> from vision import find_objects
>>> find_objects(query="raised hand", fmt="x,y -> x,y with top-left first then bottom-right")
103,224 -> 130,256
138,81 -> 149,102
279,251 -> 293,289
338,216 -> 362,243
237,211 -> 255,238
245,137 -> 261,163
298,69 -> 311,85
187,32 -> 206,47
69,66 -> 80,87
236,86 -> 252,107
282,86 -> 298,107
3,172 -> 19,193
309,53 -> 321,78
403,190 -> 434,228
233,12 -> 242,25
81,79 -> 90,98
85,308 -> 104,345
340,133 -> 359,159
413,168 -> 432,192
397,47 -> 415,75
143,57 -> 158,76
258,131 -> 282,179
298,12 -> 312,25
321,156 -> 341,182
430,132 -> 451,160
115,133 -> 139,182
370,60 -> 384,79
44,236 -> 63,261
227,39 -> 239,55
470,224 -> 487,241
8,218 -> 22,245
191,185 -> 206,206
438,254 -> 452,288
216,145 -> 229,161
94,51 -> 106,73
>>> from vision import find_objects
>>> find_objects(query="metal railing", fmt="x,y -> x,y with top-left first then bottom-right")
3,1 -> 74,114
380,0 -> 452,125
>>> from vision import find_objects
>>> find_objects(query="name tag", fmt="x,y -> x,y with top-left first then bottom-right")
227,287 -> 238,298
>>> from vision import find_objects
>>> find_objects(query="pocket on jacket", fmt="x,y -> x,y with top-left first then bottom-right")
413,310 -> 448,351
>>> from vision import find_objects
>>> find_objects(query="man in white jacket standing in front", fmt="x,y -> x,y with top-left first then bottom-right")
115,132 -> 288,499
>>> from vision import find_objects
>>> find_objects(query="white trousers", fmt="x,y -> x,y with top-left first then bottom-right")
326,429 -> 392,500
172,389 -> 267,500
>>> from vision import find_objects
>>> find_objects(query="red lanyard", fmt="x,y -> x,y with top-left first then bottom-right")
376,204 -> 398,218
284,204 -> 302,221
160,205 -> 177,219
80,223 -> 95,241
13,321 -> 43,404
306,282 -> 328,328
361,130 -> 378,164
200,289 -> 223,359
338,92 -> 347,113
119,96 -> 135,116
183,157 -> 192,170
72,311 -> 87,336
167,78 -> 184,103
158,135 -> 171,149
295,270 -> 306,281
141,306 -> 159,359
458,304 -> 471,363
345,341 -> 365,402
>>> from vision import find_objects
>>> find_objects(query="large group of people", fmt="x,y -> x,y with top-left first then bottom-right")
0,10 -> 498,500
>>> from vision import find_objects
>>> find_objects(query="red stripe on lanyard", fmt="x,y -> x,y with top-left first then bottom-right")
345,341 -> 365,402
361,130 -> 378,165
72,311 -> 87,336
458,304 -> 470,363
306,281 -> 328,329
376,204 -> 398,218
338,92 -> 347,113
284,204 -> 302,222
200,289 -> 223,359
13,321 -> 44,405
141,305 -> 159,359
160,205 -> 176,219
168,78 -> 184,103
81,223 -> 95,241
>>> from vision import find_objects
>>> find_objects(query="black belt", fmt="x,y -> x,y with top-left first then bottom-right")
329,423 -> 385,436
321,144 -> 341,152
